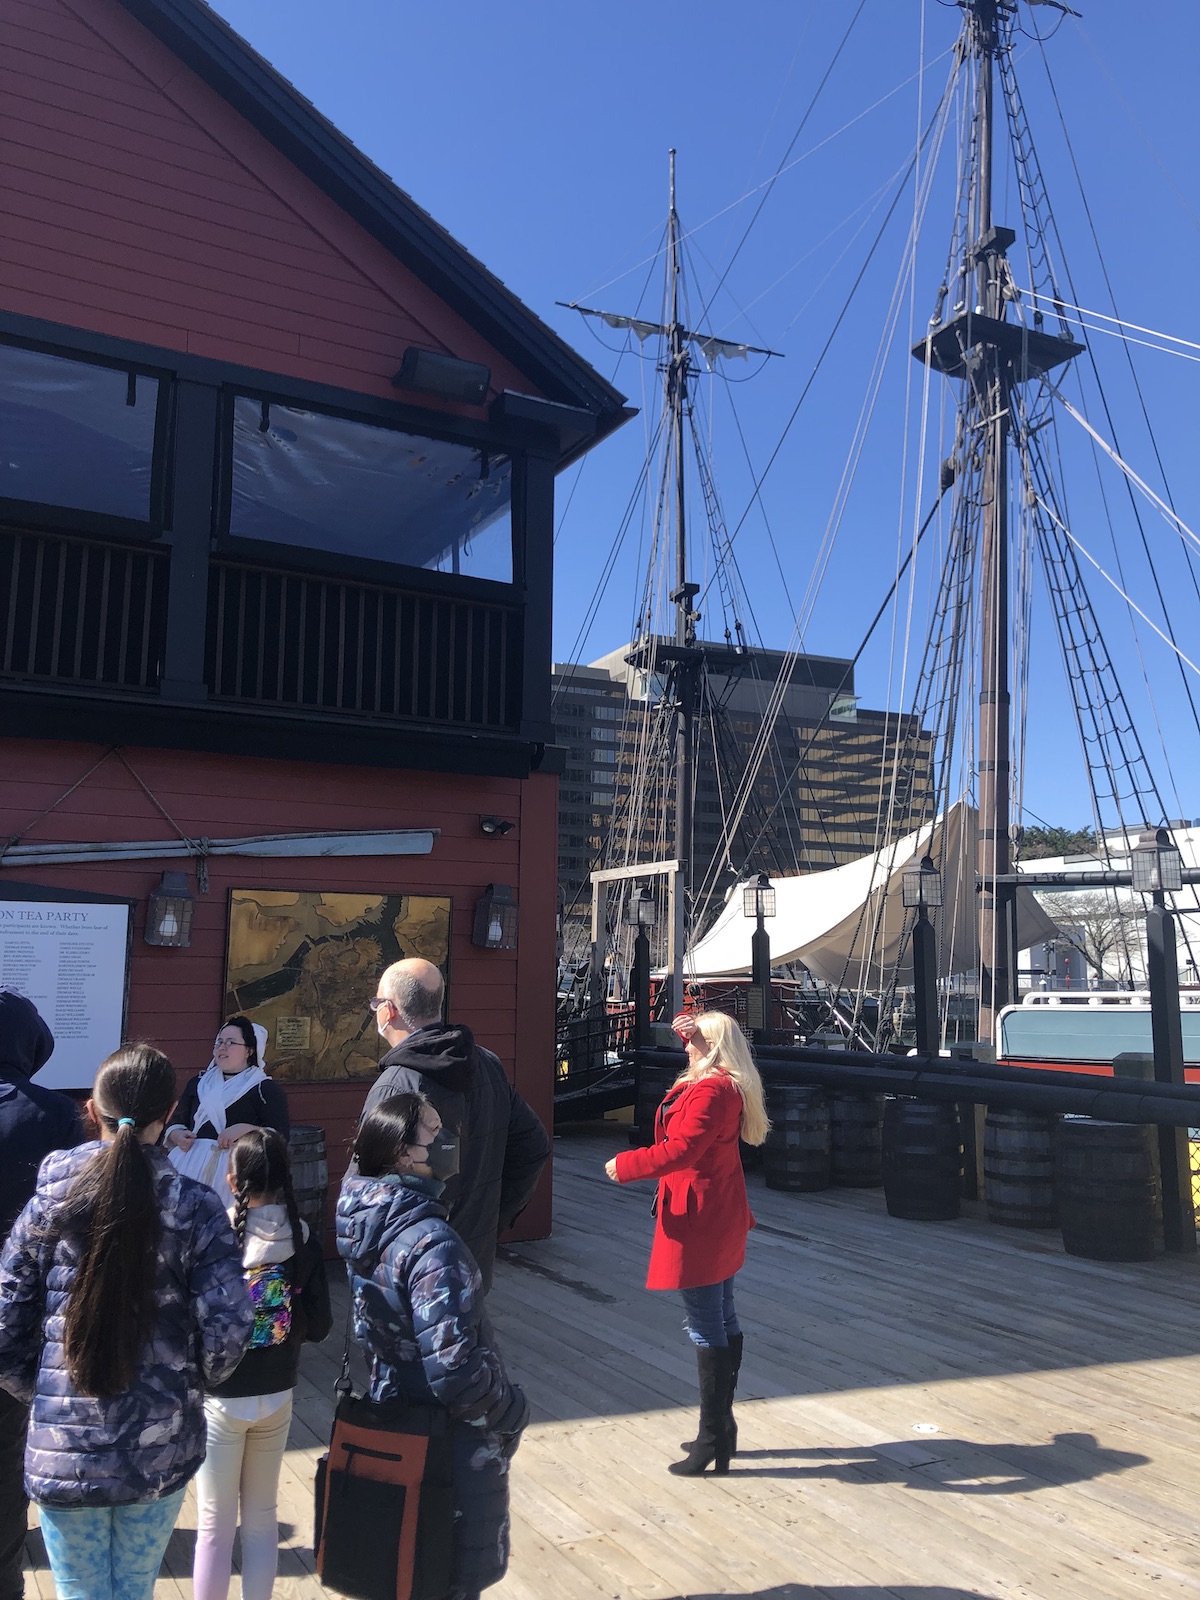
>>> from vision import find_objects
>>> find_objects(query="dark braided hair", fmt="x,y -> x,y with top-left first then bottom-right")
228,1128 -> 303,1257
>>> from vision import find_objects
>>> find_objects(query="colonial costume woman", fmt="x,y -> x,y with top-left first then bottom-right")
166,1016 -> 289,1193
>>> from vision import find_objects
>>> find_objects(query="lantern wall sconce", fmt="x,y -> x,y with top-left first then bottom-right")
144,871 -> 195,948
472,883 -> 519,950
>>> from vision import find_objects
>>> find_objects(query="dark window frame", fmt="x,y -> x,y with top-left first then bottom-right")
0,332 -> 171,539
215,382 -> 520,591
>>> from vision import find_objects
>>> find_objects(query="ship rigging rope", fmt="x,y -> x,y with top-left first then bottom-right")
1031,494 -> 1200,680
568,47 -> 956,311
692,0 -> 868,327
1014,291 -> 1200,363
692,62 -> 965,923
695,85 -> 957,616
1020,29 -> 1200,772
1050,391 -> 1200,556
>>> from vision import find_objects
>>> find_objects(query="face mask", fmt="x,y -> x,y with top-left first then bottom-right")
419,1129 -> 460,1182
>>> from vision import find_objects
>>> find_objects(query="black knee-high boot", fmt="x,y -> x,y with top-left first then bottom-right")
681,1332 -> 743,1454
669,1346 -> 734,1476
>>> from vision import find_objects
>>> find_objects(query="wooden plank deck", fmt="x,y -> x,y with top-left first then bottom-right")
24,1123 -> 1200,1600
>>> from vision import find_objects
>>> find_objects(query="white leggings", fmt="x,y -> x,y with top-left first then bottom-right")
193,1395 -> 293,1600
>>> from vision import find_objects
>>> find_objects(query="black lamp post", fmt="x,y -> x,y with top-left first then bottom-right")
1132,826 -> 1195,1254
627,887 -> 656,1051
902,855 -> 942,1055
743,873 -> 776,1045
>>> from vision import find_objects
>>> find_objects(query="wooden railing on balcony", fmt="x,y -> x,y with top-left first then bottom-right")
0,527 -> 167,690
205,557 -> 521,729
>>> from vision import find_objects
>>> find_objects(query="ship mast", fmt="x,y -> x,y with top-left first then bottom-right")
562,153 -> 777,927
972,0 -> 1014,1044
913,0 -> 1082,1043
667,149 -> 699,895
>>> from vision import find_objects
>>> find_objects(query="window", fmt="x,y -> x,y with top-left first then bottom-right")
592,748 -> 617,766
0,343 -> 160,523
594,704 -> 623,721
228,398 -> 512,580
591,727 -> 618,744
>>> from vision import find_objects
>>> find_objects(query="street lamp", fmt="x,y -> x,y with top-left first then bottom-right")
1132,826 -> 1194,1253
1131,826 -> 1183,897
902,855 -> 942,1055
742,872 -> 775,1044
626,887 -> 656,1050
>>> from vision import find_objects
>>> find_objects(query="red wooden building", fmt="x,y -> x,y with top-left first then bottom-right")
0,0 -> 629,1242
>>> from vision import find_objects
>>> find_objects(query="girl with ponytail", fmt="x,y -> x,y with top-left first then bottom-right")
193,1128 -> 331,1600
0,1043 -> 253,1600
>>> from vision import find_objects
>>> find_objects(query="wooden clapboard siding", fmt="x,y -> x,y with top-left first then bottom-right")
0,738 -> 555,1244
0,0 -> 541,408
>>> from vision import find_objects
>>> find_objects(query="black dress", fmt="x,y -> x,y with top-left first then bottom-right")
167,1074 -> 290,1141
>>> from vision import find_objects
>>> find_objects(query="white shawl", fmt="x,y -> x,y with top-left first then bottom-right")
168,1023 -> 271,1191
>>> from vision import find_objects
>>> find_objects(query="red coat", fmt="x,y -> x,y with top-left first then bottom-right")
613,1072 -> 754,1290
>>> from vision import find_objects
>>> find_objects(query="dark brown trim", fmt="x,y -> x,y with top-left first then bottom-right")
0,683 -> 541,779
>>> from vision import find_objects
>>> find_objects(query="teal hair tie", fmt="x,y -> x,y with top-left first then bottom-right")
117,1117 -> 136,1128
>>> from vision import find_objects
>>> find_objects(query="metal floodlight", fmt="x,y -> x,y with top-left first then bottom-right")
471,883 -> 519,950
144,870 -> 194,948
1131,827 -> 1184,895
392,347 -> 490,406
742,872 -> 776,921
626,886 -> 656,929
902,854 -> 943,911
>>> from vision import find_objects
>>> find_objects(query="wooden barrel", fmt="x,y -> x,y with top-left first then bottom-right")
984,1108 -> 1058,1228
882,1098 -> 963,1221
1056,1117 -> 1161,1262
287,1125 -> 328,1241
762,1083 -> 831,1192
631,1061 -> 679,1147
829,1092 -> 884,1187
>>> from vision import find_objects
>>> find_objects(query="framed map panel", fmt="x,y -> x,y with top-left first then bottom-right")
223,889 -> 450,1083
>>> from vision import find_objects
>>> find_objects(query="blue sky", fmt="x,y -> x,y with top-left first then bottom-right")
209,1 -> 1199,831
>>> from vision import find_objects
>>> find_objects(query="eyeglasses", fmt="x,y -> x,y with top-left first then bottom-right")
368,997 -> 391,1013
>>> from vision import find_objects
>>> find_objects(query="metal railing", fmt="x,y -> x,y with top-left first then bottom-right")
555,1004 -> 638,1117
0,527 -> 167,691
206,558 -> 521,727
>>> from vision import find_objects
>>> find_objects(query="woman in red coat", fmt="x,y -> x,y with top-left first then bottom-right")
605,1010 -> 769,1476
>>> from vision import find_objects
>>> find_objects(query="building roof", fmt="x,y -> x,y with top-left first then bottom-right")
113,0 -> 630,445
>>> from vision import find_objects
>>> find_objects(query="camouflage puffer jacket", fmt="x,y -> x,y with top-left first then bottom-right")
0,1143 -> 252,1507
337,1174 -> 528,1593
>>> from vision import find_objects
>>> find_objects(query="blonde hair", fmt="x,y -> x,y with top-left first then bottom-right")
676,1011 -> 770,1146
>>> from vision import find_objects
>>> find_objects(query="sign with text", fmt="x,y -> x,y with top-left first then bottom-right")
0,899 -> 131,1089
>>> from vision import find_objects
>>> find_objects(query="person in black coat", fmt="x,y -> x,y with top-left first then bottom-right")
0,989 -> 83,1600
363,960 -> 549,1292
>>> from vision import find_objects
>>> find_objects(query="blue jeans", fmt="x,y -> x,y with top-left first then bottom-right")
679,1277 -> 740,1348
38,1488 -> 186,1600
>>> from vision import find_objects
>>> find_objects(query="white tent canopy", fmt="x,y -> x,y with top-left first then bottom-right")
686,801 -> 1059,988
